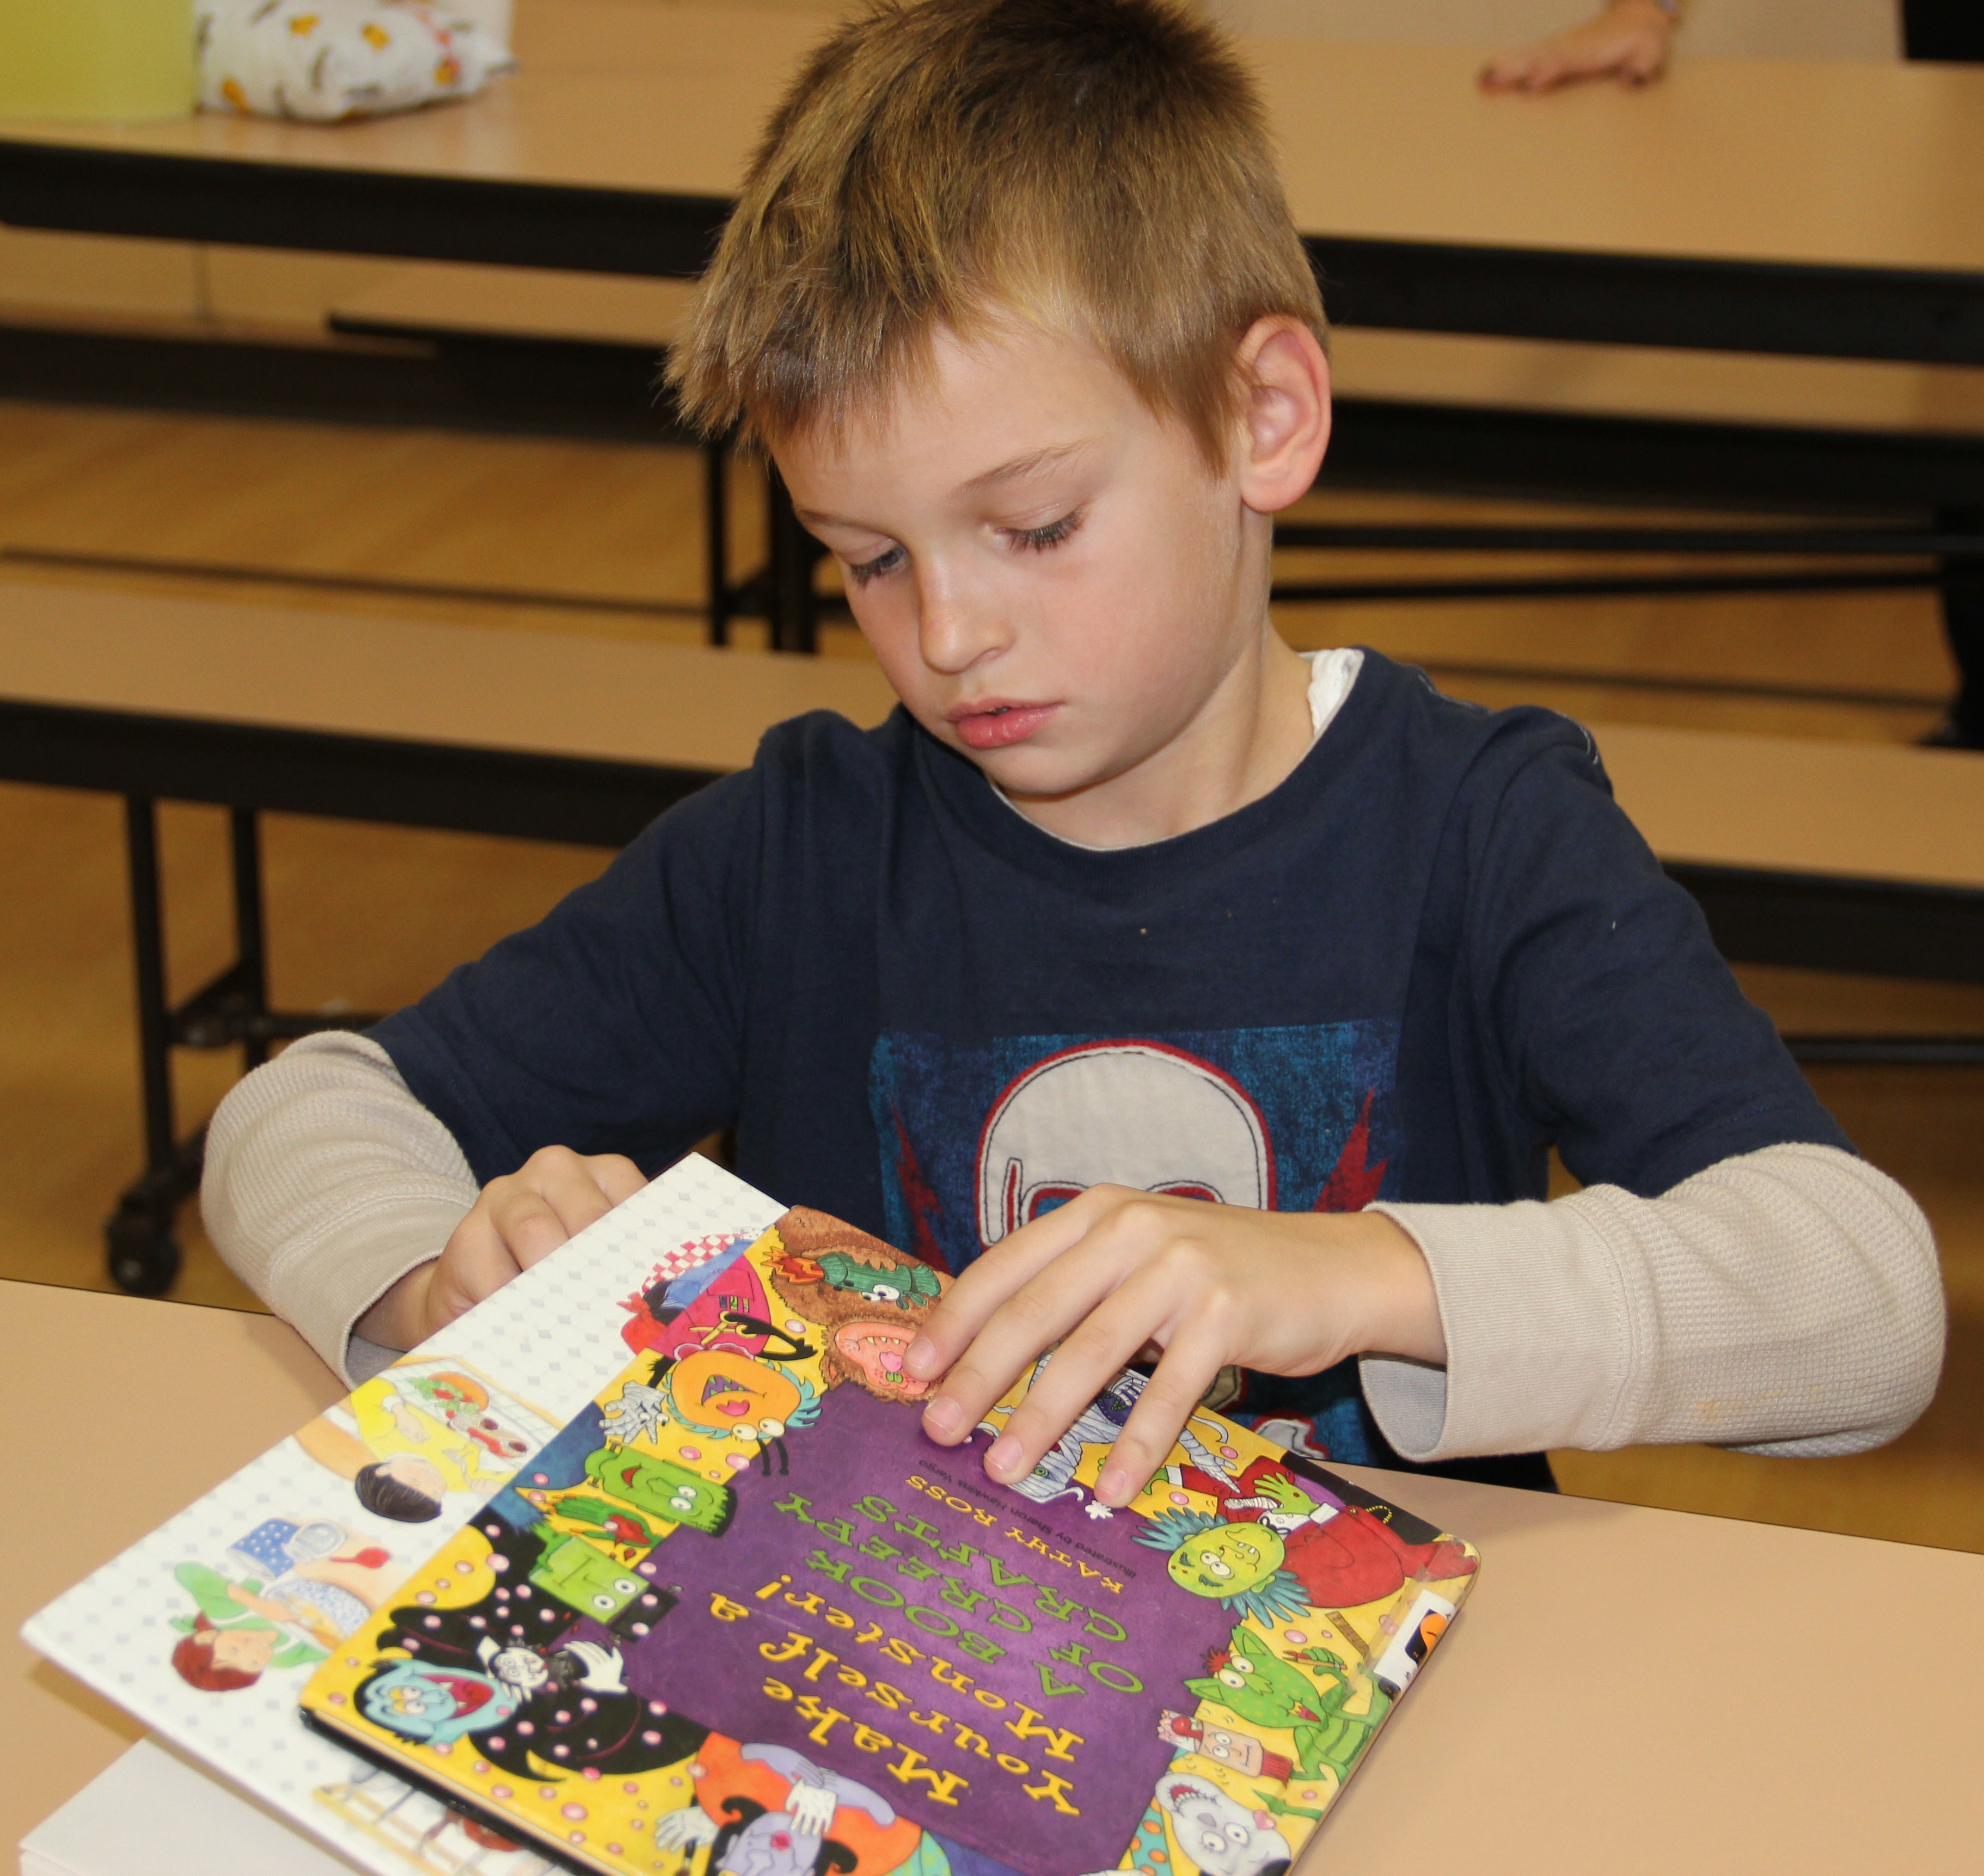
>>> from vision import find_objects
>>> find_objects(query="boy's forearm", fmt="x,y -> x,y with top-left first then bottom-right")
1362,1142 -> 1943,1462
200,1029 -> 477,1383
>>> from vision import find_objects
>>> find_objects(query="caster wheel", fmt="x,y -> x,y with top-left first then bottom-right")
106,1213 -> 181,1296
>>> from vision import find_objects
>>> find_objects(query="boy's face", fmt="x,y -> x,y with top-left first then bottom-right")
778,321 -> 1293,833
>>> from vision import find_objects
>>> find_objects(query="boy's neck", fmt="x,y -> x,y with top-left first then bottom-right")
1002,627 -> 1318,849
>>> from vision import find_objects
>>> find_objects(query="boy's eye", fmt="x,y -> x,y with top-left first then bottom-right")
1006,509 -> 1085,554
848,543 -> 907,587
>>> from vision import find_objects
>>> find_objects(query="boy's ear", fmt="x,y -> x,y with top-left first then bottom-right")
1234,317 -> 1332,518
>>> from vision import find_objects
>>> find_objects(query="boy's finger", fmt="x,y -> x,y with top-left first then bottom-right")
976,1260 -> 1193,1485
916,1211 -> 1160,1443
492,1186 -> 588,1267
906,1190 -> 1120,1379
587,1152 -> 650,1205
1093,1333 -> 1229,1507
431,1215 -> 525,1323
530,1156 -> 632,1243
977,1298 -> 1173,1489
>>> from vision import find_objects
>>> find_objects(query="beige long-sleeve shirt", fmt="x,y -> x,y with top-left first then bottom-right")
203,1026 -> 1943,1458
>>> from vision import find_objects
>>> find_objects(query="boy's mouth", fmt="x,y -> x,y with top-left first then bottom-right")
948,701 -> 1057,750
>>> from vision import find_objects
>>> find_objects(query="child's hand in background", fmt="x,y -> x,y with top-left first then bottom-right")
357,1145 -> 647,1350
1479,0 -> 1675,94
902,1185 -> 1444,1505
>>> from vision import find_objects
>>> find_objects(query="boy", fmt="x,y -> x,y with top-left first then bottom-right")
205,0 -> 1941,1503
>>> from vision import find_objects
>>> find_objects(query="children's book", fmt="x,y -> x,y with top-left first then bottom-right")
23,1158 -> 1477,1876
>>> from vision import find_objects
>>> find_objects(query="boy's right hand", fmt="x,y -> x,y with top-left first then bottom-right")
357,1146 -> 647,1350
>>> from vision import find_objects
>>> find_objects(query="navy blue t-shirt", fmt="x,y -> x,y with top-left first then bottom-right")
373,652 -> 1850,1476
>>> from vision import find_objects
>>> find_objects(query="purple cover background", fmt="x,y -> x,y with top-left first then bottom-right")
592,1387 -> 1233,1873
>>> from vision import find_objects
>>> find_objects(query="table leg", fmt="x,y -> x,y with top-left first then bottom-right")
105,795 -> 189,1297
1933,506 -> 1984,750
767,463 -> 820,655
706,438 -> 732,647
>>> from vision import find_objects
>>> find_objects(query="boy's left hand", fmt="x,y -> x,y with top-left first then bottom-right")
902,1186 -> 1445,1506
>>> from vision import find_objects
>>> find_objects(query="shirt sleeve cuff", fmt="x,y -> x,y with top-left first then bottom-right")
1358,1194 -> 1634,1462
261,1199 -> 465,1386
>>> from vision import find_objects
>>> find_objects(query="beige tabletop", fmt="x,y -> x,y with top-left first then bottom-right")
5,0 -> 1984,278
8,1273 -> 1984,1871
1,1281 -> 343,1850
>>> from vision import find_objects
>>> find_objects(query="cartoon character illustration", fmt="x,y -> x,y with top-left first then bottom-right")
294,1360 -> 556,1521
475,1633 -> 627,1701
655,1738 -> 922,1876
644,1346 -> 823,1474
621,1247 -> 780,1362
1183,1626 -> 1389,1782
768,1216 -> 944,1405
527,1530 -> 675,1628
1137,1773 -> 1291,1876
1156,1710 -> 1293,1782
1369,1587 -> 1457,1698
822,1319 -> 933,1401
169,1519 -> 397,1690
800,1249 -> 944,1311
1137,1468 -> 1474,1619
979,1364 -> 1144,1505
359,1658 -> 522,1747
581,1444 -> 738,1537
360,1522 -> 708,1779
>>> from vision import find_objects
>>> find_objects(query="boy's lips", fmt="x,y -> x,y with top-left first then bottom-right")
947,700 -> 1058,750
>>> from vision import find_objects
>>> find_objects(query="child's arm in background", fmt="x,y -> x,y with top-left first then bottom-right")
201,1030 -> 638,1383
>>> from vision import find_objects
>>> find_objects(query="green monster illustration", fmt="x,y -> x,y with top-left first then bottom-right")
581,1447 -> 736,1538
530,1532 -> 654,1621
815,1250 -> 942,1311
1184,1624 -> 1391,1783
1136,1473 -> 1318,1624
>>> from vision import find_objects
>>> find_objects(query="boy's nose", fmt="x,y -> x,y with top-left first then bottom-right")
916,578 -> 1009,674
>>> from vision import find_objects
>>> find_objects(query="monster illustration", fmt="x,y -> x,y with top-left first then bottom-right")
803,1249 -> 943,1311
1137,1468 -> 1474,1619
1139,1773 -> 1291,1876
639,1346 -> 824,1474
580,1445 -> 738,1537
1156,1709 -> 1293,1782
358,1658 -> 522,1747
1183,1625 -> 1390,1783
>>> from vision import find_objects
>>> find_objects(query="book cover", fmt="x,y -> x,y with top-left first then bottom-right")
300,1208 -> 1479,1876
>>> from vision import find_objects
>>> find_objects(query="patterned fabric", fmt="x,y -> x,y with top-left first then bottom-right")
195,0 -> 512,122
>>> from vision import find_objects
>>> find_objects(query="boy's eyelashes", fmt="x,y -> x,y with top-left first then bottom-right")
842,509 -> 1087,588
848,542 -> 908,588
1006,508 -> 1086,554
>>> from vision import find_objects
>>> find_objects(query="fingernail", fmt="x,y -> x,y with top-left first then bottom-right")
922,1395 -> 961,1439
1098,1463 -> 1133,1505
986,1434 -> 1024,1480
904,1335 -> 938,1379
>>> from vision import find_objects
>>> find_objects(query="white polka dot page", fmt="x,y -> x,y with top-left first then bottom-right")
20,1153 -> 787,1876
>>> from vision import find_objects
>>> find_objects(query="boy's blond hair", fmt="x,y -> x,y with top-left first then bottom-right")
668,0 -> 1326,466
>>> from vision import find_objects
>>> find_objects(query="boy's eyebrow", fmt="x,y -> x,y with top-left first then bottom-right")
956,440 -> 1093,496
792,440 -> 1095,532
